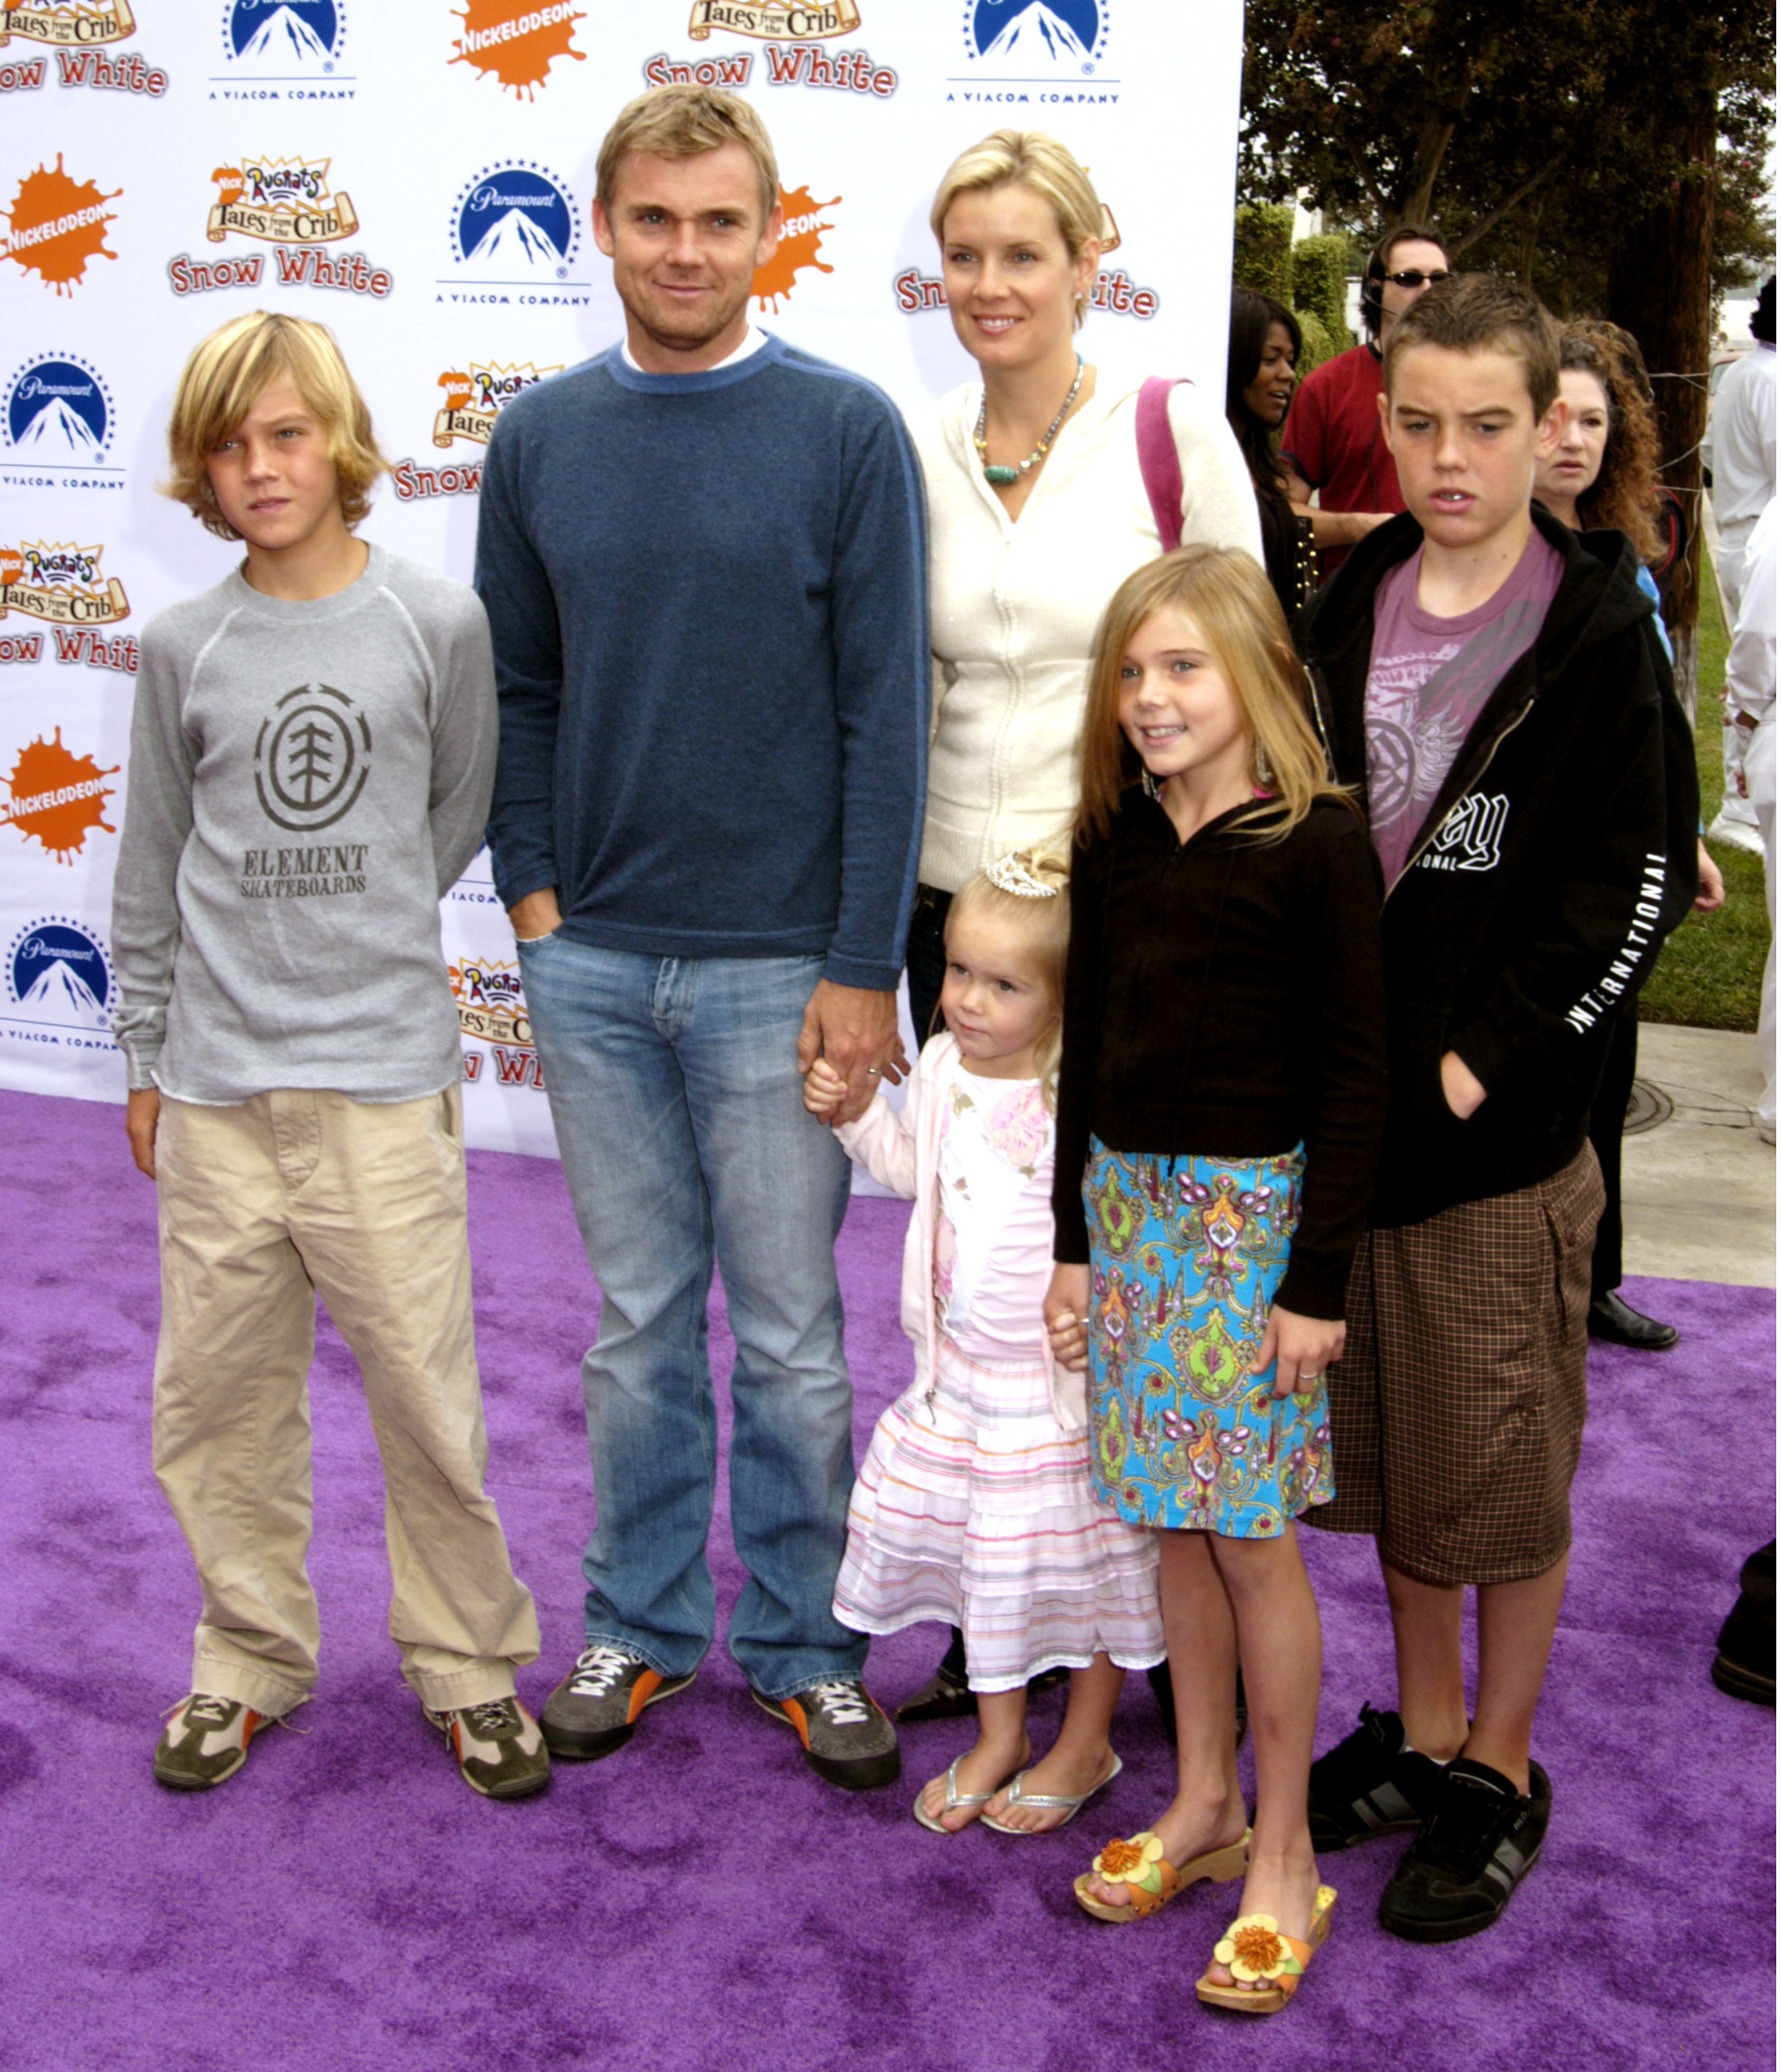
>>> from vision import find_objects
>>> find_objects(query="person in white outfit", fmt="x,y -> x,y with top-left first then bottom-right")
1726,495 -> 1776,1137
1709,277 -> 1775,849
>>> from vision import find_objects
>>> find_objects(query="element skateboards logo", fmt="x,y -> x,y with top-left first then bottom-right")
254,683 -> 371,834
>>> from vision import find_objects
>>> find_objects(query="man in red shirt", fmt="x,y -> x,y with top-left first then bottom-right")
1281,222 -> 1451,575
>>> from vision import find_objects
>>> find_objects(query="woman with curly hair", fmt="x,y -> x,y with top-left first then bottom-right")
1534,323 -> 1723,1356
1225,287 -> 1317,630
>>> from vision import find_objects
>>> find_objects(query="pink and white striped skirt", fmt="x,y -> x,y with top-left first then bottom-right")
833,1333 -> 1164,1693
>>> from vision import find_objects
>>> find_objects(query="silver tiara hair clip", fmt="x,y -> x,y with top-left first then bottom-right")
987,852 -> 1062,899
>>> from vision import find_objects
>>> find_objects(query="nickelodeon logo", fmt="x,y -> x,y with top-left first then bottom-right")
433,360 -> 560,447
1,727 -> 117,864
450,1 -> 584,97
754,183 -> 838,314
1,154 -> 120,296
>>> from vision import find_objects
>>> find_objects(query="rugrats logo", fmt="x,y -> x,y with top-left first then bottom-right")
450,1 -> 584,99
5,914 -> 114,1039
0,539 -> 128,627
0,727 -> 117,863
208,154 -> 356,245
687,0 -> 858,37
433,359 -> 560,447
212,0 -> 352,102
1,353 -> 123,490
754,184 -> 839,313
643,36 -> 897,97
442,161 -> 586,308
1,154 -> 120,296
449,955 -> 544,1089
895,202 -> 1158,320
171,156 -> 391,298
0,1 -> 135,47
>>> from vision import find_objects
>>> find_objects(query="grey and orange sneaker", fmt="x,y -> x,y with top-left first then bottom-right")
153,1694 -> 269,1791
753,1678 -> 900,1791
426,1696 -> 551,1800
538,1645 -> 694,1761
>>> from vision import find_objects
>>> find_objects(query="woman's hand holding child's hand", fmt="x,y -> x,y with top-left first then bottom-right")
803,1057 -> 850,1121
1045,1263 -> 1092,1372
1253,1303 -> 1344,1399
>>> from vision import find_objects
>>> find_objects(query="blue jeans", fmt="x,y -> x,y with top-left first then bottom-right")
518,936 -> 866,1697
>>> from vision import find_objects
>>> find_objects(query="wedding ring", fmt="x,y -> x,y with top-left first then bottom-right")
866,1066 -> 880,1076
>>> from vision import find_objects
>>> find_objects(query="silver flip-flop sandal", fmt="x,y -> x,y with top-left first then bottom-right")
913,1752 -> 1018,1834
980,1752 -> 1124,1835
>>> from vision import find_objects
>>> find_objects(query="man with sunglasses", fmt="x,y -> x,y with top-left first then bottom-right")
1281,221 -> 1451,576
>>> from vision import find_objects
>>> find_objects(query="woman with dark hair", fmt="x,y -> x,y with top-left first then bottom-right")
1226,287 -> 1316,629
1534,324 -> 1724,1353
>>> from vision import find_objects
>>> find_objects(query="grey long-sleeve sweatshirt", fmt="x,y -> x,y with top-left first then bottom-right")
111,543 -> 495,1102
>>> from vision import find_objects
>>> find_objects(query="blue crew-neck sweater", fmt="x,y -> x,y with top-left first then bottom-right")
476,336 -> 928,991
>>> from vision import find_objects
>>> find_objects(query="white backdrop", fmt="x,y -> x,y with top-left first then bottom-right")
0,0 -> 1243,1155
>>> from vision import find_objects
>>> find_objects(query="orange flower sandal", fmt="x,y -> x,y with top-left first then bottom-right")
1072,1827 -> 1250,1924
1195,1886 -> 1336,2014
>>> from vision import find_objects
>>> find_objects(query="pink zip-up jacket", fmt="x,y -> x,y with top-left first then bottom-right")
835,1031 -> 1087,1435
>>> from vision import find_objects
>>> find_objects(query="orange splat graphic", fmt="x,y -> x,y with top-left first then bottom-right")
439,370 -> 475,410
2,729 -> 118,865
450,0 -> 586,97
3,155 -> 120,296
211,165 -> 245,206
754,186 -> 839,313
0,550 -> 23,587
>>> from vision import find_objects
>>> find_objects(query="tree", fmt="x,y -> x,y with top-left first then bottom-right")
1240,0 -> 1775,704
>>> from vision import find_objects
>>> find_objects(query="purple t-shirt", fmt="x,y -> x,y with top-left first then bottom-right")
1364,532 -> 1565,884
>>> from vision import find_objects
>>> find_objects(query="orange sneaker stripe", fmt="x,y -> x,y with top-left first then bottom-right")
627,1670 -> 663,1723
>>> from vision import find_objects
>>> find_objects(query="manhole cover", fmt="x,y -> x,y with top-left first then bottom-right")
1624,1079 -> 1673,1135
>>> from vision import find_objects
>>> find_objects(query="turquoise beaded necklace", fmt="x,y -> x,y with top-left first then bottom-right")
973,354 -> 1084,487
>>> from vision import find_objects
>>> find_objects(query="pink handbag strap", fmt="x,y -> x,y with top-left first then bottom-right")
1136,374 -> 1186,553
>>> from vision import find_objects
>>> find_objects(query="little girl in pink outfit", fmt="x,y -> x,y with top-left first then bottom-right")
805,849 -> 1162,1836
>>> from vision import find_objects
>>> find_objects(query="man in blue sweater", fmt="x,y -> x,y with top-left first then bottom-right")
477,84 -> 926,1791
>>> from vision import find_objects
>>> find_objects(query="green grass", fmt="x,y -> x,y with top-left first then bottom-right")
1637,558 -> 1767,1034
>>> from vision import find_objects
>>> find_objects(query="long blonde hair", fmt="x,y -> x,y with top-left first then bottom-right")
1076,547 -> 1346,843
946,847 -> 1069,1111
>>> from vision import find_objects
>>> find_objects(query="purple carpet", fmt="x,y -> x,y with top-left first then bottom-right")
0,1088 -> 1773,2072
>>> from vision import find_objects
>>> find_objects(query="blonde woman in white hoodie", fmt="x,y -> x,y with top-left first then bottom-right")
807,852 -> 1163,1835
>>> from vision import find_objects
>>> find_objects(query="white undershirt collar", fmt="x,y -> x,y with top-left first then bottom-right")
621,325 -> 768,375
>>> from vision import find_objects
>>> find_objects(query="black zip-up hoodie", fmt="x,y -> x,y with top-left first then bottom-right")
1302,506 -> 1698,1229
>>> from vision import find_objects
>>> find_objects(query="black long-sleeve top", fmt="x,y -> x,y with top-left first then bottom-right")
1051,793 -> 1389,1319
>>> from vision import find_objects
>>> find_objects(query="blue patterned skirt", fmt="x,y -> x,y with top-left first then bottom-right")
1083,1139 -> 1334,1537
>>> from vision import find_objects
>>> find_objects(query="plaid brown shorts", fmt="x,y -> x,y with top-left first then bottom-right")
1306,1144 -> 1604,1586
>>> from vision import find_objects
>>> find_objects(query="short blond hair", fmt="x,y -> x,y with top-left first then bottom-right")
946,847 -> 1071,1109
930,131 -> 1104,328
1077,547 -> 1351,845
164,311 -> 385,540
596,82 -> 779,225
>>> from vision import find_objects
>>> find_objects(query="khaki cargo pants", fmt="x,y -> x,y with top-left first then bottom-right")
151,1086 -> 540,1716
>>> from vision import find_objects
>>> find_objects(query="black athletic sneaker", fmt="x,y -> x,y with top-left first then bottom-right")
753,1679 -> 900,1791
1378,1757 -> 1552,1943
1307,1702 -> 1446,1852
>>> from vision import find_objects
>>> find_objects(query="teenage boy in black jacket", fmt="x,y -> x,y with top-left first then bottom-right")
1299,276 -> 1697,1943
